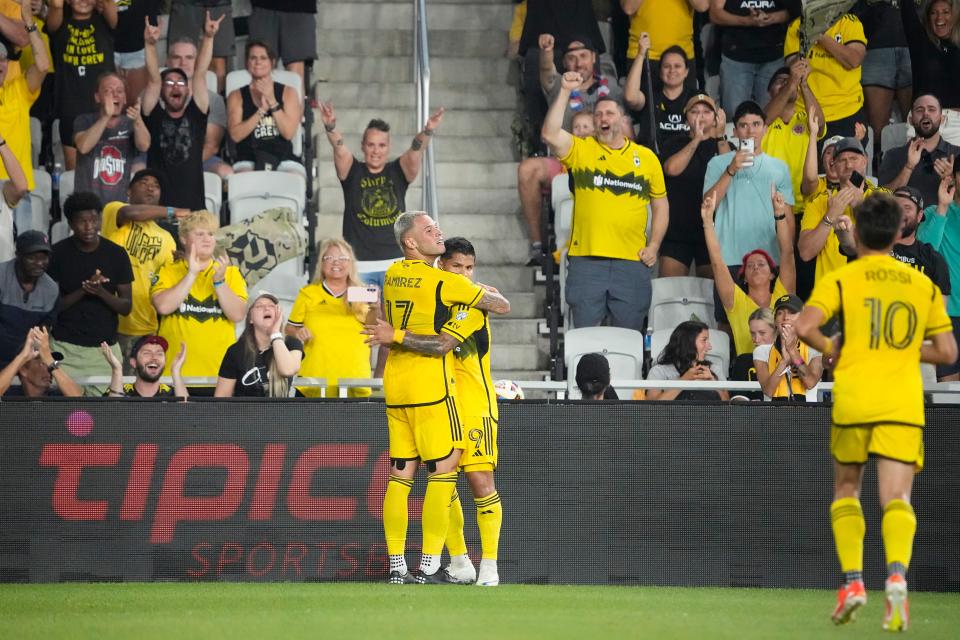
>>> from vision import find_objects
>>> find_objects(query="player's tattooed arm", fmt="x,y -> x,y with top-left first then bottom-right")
475,286 -> 511,315
399,332 -> 460,356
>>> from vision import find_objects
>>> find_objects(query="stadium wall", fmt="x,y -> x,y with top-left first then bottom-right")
1,400 -> 958,590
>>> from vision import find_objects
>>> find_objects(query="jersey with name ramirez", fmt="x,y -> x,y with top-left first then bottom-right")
383,260 -> 484,407
560,136 -> 666,260
444,305 -> 498,421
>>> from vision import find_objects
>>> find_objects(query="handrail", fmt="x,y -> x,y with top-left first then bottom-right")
413,0 -> 439,218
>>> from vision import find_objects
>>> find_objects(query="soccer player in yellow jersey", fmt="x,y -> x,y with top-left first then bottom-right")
796,192 -> 957,631
364,212 -> 510,584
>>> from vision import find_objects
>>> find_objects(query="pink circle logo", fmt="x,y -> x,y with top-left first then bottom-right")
66,410 -> 94,437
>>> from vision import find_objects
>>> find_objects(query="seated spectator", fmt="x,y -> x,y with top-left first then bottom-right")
660,93 -> 730,277
47,192 -> 133,396
646,320 -> 729,401
0,127 -> 29,262
0,231 -> 57,368
46,0 -> 118,170
880,94 -> 960,208
799,137 -> 882,283
101,334 -> 188,397
165,36 -> 232,180
215,293 -> 302,397
730,305 -> 777,396
248,0 -> 316,95
901,0 -> 960,145
0,2 -> 48,202
625,43 -> 694,151
575,352 -> 615,400
286,238 -> 374,398
100,169 -> 179,370
0,326 -> 82,397
701,189 -> 795,357
785,11 -> 867,141
754,294 -> 823,400
142,12 -> 219,211
518,110 -> 594,263
73,72 -> 151,204
227,40 -> 304,176
318,102 -> 444,288
710,0 -> 799,115
167,0 -> 233,93
113,0 -> 159,107
622,0 -> 706,90
151,210 -> 247,385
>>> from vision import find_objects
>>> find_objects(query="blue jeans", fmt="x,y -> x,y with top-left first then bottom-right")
719,56 -> 784,116
566,256 -> 652,330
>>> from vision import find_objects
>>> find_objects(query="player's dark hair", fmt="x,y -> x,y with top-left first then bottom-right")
855,192 -> 902,250
734,100 -> 765,124
63,192 -> 103,222
657,320 -> 709,376
244,39 -> 276,63
441,237 -> 475,261
595,96 -> 624,114
660,45 -> 688,68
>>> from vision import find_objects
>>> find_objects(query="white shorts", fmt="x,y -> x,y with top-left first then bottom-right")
114,49 -> 146,70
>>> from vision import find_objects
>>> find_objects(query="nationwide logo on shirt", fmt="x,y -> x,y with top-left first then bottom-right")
94,146 -> 125,186
177,294 -> 224,322
571,168 -> 652,199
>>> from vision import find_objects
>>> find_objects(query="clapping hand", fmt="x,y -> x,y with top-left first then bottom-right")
100,341 -> 122,371
126,99 -> 143,123
171,342 -> 187,375
934,154 -> 955,180
939,175 -> 956,210
212,255 -> 230,282
82,269 -> 111,297
906,137 -> 924,170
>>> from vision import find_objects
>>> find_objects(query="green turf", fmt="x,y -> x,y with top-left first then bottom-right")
1,583 -> 957,639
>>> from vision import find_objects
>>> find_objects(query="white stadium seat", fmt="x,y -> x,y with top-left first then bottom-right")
58,170 -> 75,211
30,117 -> 42,169
204,171 -> 223,214
649,277 -> 717,331
880,122 -> 909,158
227,171 -> 306,222
564,326 -> 644,399
24,169 -> 52,234
650,328 -> 730,378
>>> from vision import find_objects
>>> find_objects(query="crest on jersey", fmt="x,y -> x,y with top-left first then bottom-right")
456,311 -> 468,321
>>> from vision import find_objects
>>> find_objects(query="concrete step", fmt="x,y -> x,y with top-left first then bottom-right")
313,134 -> 517,164
318,3 -> 511,31
490,317 -> 543,344
315,161 -> 518,190
468,238 -> 529,266
316,29 -> 512,59
314,81 -> 517,110
312,56 -> 511,84
467,264 -> 537,294
317,186 -> 520,217
490,344 -> 547,371
312,107 -> 514,138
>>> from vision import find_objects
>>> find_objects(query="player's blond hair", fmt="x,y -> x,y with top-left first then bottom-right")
394,210 -> 428,248
178,210 -> 219,239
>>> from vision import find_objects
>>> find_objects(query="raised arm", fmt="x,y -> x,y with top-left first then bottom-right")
700,191 -> 736,310
623,33 -> 650,111
117,204 -> 190,225
816,32 -> 865,71
801,110 -> 822,197
537,34 -> 559,95
318,100 -> 355,181
101,341 -> 125,397
772,187 -> 796,293
142,17 -> 162,115
399,107 -> 444,183
22,1 -> 49,93
541,72 -> 578,159
46,0 -> 64,32
192,11 -> 223,115
35,327 -> 82,397
170,342 -> 189,398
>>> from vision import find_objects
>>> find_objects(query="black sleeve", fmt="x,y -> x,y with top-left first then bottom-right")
283,336 -> 304,353
46,246 -> 64,286
932,250 -> 952,296
900,0 -> 925,48
218,342 -> 243,380
877,146 -> 904,186
110,243 -> 135,286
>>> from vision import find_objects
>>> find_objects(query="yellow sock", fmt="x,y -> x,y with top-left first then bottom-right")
882,499 -> 917,572
475,491 -> 502,561
422,472 -> 457,556
831,497 -> 866,575
383,475 -> 413,556
446,490 -> 468,557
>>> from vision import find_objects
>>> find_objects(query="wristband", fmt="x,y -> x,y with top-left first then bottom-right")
25,23 -> 38,33
109,388 -> 125,396
393,328 -> 405,345
166,206 -> 174,221
725,166 -> 735,177
821,216 -> 834,227
269,332 -> 284,343
423,127 -> 435,137
0,139 -> 6,148
46,360 -> 61,373
213,280 -> 225,287
324,122 -> 336,133
774,213 -> 786,220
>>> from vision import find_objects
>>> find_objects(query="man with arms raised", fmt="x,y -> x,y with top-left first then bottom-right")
101,334 -> 188,398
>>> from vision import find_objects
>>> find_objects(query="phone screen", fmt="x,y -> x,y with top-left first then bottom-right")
850,171 -> 865,188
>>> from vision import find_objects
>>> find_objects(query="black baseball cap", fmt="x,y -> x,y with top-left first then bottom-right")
130,168 -> 164,187
893,186 -> 924,211
565,35 -> 596,53
576,352 -> 610,396
834,137 -> 866,157
774,294 -> 804,314
160,67 -> 189,83
15,230 -> 52,254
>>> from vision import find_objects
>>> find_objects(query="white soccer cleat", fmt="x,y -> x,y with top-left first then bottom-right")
476,559 -> 499,586
446,555 -> 477,584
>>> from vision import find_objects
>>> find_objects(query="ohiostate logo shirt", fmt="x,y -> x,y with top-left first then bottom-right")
94,145 -> 126,186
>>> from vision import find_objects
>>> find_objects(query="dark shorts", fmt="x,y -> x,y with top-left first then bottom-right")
822,106 -> 867,150
248,7 -> 317,64
660,239 -> 710,269
935,316 -> 960,379
169,1 -> 235,58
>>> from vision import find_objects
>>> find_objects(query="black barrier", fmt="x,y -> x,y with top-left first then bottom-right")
0,400 -> 958,590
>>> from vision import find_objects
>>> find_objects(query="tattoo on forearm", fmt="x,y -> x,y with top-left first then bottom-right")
335,139 -> 344,147
477,291 -> 509,314
411,137 -> 423,151
400,332 -> 450,356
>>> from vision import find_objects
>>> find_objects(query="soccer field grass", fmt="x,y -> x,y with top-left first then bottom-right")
2,583 -> 958,639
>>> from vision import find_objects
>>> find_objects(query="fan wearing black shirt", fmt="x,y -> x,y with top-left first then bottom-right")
624,44 -> 694,152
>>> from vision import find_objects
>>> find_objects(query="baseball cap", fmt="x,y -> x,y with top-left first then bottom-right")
160,67 -> 189,83
130,168 -> 164,187
834,137 -> 866,157
576,353 -> 610,396
564,36 -> 596,53
15,230 -> 52,254
893,186 -> 924,211
130,335 -> 169,358
683,93 -> 717,114
774,294 -> 804,314
821,135 -> 845,157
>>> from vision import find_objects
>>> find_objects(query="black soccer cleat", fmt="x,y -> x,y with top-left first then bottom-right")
415,567 -> 461,585
387,570 -> 418,584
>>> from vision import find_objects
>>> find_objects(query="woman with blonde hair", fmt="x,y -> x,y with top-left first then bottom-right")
286,238 -> 375,397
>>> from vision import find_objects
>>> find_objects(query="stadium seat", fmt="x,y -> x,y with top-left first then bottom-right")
564,326 -> 644,399
880,123 -> 909,158
225,69 -> 304,157
550,171 -> 571,212
50,219 -> 70,243
227,171 -> 306,222
25,169 -> 52,234
649,277 -> 717,331
551,173 -> 574,253
204,171 -> 223,215
58,170 -> 75,211
650,328 -> 730,378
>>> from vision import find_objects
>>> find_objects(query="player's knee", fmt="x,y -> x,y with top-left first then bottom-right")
467,470 -> 495,497
429,449 -> 462,475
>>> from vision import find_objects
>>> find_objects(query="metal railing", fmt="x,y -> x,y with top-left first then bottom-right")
413,0 -> 439,217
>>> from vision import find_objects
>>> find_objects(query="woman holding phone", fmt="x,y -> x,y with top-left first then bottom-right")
646,320 -> 730,402
286,238 -> 376,397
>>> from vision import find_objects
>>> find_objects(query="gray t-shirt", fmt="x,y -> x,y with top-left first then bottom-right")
73,113 -> 137,205
545,75 -> 623,133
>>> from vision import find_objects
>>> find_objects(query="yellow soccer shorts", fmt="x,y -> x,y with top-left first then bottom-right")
459,415 -> 498,472
386,395 -> 464,464
831,424 -> 925,472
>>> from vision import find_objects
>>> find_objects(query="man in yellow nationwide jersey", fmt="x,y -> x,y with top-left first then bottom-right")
363,212 -> 510,585
542,70 -> 667,331
796,192 -> 957,631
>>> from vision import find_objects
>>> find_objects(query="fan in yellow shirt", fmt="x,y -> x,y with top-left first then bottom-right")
624,0 -> 707,64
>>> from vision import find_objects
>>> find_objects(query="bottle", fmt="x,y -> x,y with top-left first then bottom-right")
51,162 -> 62,191
642,327 -> 653,377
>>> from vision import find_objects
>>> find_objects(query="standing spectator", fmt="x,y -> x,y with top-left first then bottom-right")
167,0 -> 232,93
0,326 -> 82,397
622,0 -> 708,89
318,102 -> 444,288
151,210 -> 247,383
880,94 -> 960,207
784,12 -> 867,141
625,43 -> 694,151
165,37 -> 232,180
46,0 -> 118,171
286,238 -> 374,399
73,72 -> 150,204
248,0 -> 316,95
0,126 -> 29,262
101,334 -> 188,397
646,320 -> 729,401
100,169 -> 179,370
543,71 -> 668,330
660,93 -> 730,277
47,192 -> 133,396
0,231 -> 57,368
142,12 -> 219,211
754,293 -> 823,401
113,0 -> 160,106
901,0 -> 960,144
227,40 -> 304,176
215,293 -> 302,397
710,0 -> 799,115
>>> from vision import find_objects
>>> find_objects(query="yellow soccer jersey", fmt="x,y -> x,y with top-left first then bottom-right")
0,76 -> 41,190
801,183 -> 885,282
383,260 -> 485,407
762,110 -> 824,215
561,136 -> 666,261
151,260 -> 247,377
785,15 -> 866,121
288,282 -> 372,398
807,254 -> 952,427
444,305 -> 498,422
102,201 -> 177,337
628,0 -> 693,60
